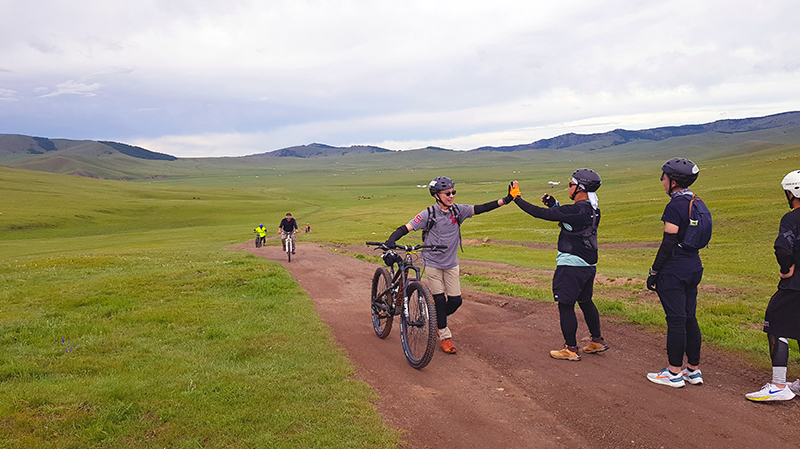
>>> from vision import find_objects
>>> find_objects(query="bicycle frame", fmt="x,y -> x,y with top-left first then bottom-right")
282,231 -> 296,261
366,242 -> 445,318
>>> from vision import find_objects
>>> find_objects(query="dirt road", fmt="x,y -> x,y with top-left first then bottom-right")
231,241 -> 799,448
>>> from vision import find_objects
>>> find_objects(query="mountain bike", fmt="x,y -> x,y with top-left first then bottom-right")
282,231 -> 296,262
254,232 -> 264,248
366,241 -> 446,369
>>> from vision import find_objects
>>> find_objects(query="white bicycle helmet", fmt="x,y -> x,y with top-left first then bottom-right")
781,170 -> 800,194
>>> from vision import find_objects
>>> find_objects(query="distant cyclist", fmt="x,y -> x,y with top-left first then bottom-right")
279,213 -> 299,255
382,176 -> 514,354
508,169 -> 609,361
646,158 -> 708,388
745,170 -> 800,401
254,223 -> 267,247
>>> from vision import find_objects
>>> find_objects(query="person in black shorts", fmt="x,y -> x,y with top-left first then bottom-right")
382,176 -> 514,354
646,158 -> 706,388
508,169 -> 609,361
745,170 -> 800,401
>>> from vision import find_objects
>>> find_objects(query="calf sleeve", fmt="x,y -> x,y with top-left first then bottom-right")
433,293 -> 448,330
446,295 -> 463,316
768,334 -> 790,384
768,334 -> 790,367
558,302 -> 578,347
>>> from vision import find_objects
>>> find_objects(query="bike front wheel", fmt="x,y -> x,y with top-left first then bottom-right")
400,281 -> 437,369
371,267 -> 394,338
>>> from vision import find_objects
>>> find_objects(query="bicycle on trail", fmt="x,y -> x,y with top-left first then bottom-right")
282,231 -> 296,262
366,241 -> 446,369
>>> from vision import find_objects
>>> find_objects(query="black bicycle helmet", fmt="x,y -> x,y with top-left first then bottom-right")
661,158 -> 698,187
572,168 -> 602,192
429,176 -> 455,196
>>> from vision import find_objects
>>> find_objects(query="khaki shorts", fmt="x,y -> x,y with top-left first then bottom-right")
426,265 -> 461,296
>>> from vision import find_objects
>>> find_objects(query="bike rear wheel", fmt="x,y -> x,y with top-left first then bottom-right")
400,281 -> 437,369
371,267 -> 394,338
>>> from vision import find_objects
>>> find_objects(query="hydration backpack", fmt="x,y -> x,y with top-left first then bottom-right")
422,205 -> 463,251
679,195 -> 712,250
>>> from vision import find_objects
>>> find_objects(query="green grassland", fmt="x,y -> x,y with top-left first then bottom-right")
2,128 -> 800,446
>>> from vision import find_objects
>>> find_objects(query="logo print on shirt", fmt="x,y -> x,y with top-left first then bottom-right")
450,213 -> 458,225
413,214 -> 422,224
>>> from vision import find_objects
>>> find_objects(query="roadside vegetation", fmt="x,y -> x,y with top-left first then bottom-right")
1,132 -> 799,445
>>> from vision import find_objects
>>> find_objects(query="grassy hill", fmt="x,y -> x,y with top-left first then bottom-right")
2,127 -> 800,445
3,111 -> 800,445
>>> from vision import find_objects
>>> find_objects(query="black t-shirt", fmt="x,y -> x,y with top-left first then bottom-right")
280,218 -> 298,233
775,208 -> 800,291
660,193 -> 703,274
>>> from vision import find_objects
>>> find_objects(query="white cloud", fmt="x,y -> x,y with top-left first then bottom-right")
2,0 -> 800,155
39,80 -> 102,98
0,88 -> 18,102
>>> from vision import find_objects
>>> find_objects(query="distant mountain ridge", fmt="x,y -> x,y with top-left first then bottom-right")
2,111 -> 800,179
473,111 -> 800,152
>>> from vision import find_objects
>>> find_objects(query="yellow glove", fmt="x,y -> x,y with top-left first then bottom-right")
509,183 -> 521,198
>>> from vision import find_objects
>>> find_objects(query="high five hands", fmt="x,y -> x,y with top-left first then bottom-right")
508,180 -> 521,199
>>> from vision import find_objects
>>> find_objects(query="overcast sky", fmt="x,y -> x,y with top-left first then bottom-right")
1,1 -> 799,157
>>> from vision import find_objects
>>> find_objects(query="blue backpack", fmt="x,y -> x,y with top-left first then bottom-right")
679,195 -> 712,250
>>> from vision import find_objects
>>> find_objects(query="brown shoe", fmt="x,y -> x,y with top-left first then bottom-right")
441,338 -> 457,354
550,345 -> 581,361
582,341 -> 609,354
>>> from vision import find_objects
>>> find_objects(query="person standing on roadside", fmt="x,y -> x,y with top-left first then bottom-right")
279,213 -> 299,254
745,170 -> 800,401
508,169 -> 609,361
382,176 -> 514,354
646,158 -> 710,388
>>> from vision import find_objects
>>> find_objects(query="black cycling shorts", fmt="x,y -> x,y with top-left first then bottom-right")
552,265 -> 596,306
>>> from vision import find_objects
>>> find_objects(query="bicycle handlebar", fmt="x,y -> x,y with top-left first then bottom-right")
365,241 -> 448,252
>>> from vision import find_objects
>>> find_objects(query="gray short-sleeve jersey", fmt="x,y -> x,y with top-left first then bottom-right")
408,203 -> 474,269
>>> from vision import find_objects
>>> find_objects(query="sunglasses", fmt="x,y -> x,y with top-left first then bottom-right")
440,190 -> 457,197
568,183 -> 577,188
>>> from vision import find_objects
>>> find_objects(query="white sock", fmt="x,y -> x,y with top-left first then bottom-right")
772,366 -> 787,385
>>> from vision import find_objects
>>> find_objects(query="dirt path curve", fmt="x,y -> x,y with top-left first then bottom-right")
231,241 -> 799,448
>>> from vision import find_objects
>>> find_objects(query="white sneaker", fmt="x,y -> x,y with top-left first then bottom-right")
788,379 -> 800,395
745,383 -> 796,402
647,368 -> 685,388
681,367 -> 703,385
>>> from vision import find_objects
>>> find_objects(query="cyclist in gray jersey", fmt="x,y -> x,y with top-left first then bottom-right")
383,176 -> 514,354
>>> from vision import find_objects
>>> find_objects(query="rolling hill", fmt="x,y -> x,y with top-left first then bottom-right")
2,110 -> 800,180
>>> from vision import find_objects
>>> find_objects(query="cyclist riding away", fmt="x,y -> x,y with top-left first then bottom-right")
382,176 -> 514,354
508,169 -> 609,361
279,213 -> 299,255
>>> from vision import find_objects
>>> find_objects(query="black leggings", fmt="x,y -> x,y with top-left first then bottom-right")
433,293 -> 462,330
558,301 -> 602,348
656,270 -> 703,367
